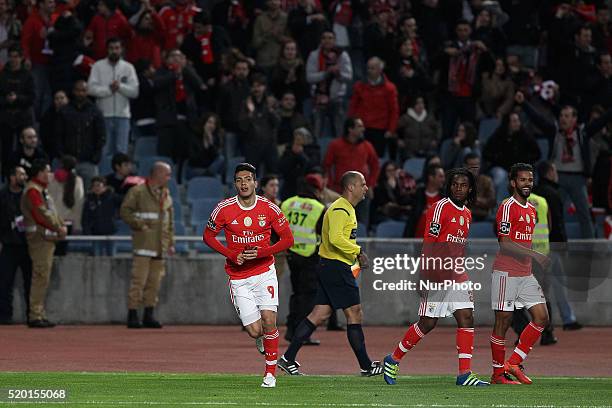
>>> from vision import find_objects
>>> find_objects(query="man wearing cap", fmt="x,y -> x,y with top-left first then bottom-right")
281,174 -> 326,343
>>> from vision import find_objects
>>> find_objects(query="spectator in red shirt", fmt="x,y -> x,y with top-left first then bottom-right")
440,19 -> 487,139
85,0 -> 132,60
21,0 -> 55,119
348,56 -> 399,158
158,0 -> 199,50
323,117 -> 379,227
126,1 -> 165,68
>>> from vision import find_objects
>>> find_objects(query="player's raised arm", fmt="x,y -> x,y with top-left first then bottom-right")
203,206 -> 241,264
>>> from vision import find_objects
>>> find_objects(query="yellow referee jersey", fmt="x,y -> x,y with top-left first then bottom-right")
318,196 -> 361,266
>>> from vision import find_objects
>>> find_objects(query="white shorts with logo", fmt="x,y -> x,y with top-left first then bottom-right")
228,265 -> 279,326
491,270 -> 546,311
418,282 -> 474,318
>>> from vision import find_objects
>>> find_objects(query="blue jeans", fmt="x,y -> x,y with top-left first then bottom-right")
92,241 -> 116,256
103,117 -> 131,156
31,64 -> 52,120
75,162 -> 99,192
313,98 -> 345,140
186,155 -> 225,180
490,166 -> 508,204
558,172 -> 594,238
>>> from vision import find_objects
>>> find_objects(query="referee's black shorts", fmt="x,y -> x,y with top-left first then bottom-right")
313,258 -> 361,310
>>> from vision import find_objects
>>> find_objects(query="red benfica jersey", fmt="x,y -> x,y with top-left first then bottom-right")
493,196 -> 537,277
414,191 -> 443,237
206,195 -> 289,280
421,198 -> 471,283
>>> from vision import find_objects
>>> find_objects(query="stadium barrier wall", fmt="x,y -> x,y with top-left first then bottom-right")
9,238 -> 612,325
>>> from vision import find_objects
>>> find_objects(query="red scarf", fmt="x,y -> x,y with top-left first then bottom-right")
197,32 -> 214,64
448,42 -> 480,97
316,47 -> 340,104
561,126 -> 577,163
331,0 -> 352,26
168,64 -> 186,102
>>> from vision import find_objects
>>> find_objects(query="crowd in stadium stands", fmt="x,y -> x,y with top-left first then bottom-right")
1,0 -> 612,260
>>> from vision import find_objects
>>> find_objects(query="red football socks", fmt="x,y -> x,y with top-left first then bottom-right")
508,322 -> 544,365
263,329 -> 279,376
392,323 -> 425,361
457,328 -> 474,374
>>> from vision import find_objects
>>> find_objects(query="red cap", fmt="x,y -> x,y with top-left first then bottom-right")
305,174 -> 324,192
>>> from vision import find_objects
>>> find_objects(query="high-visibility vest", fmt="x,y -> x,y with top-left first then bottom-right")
281,195 -> 325,257
528,193 -> 550,255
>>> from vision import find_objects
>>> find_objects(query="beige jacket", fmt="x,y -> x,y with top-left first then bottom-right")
252,11 -> 287,68
120,182 -> 174,258
20,180 -> 65,242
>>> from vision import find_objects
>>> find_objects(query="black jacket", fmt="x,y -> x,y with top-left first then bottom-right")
131,74 -> 156,122
279,148 -> 311,200
483,128 -> 541,171
81,190 -> 119,235
9,147 -> 48,174
153,65 -> 202,128
533,178 -> 567,243
39,106 -> 63,159
187,131 -> 222,169
57,99 -> 106,163
0,66 -> 34,128
216,78 -> 250,133
0,186 -> 26,245
49,14 -> 84,93
180,26 -> 231,82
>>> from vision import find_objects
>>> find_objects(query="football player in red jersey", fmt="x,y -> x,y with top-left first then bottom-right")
490,163 -> 551,385
203,163 -> 294,388
383,168 -> 489,386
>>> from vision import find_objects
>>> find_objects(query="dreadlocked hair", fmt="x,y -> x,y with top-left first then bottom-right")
445,167 -> 477,206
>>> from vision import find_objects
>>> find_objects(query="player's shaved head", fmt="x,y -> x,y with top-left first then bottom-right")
340,171 -> 363,192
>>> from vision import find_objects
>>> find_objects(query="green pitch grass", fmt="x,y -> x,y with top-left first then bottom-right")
1,372 -> 611,407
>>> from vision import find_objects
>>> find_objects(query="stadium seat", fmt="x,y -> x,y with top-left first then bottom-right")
403,157 -> 426,180
478,118 -> 500,143
189,198 -> 219,227
137,155 -> 173,177
187,177 -> 225,203
174,223 -> 189,255
375,220 -> 405,238
565,222 -> 582,240
469,222 -> 496,238
133,137 -> 158,159
536,138 -> 549,160
173,197 -> 183,221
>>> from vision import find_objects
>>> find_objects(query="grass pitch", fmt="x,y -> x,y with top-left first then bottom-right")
0,372 -> 610,407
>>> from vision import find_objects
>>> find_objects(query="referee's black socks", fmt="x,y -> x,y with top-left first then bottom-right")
347,324 -> 372,370
284,318 -> 316,361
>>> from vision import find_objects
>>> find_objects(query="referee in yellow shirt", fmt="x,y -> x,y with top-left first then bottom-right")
278,171 -> 383,377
